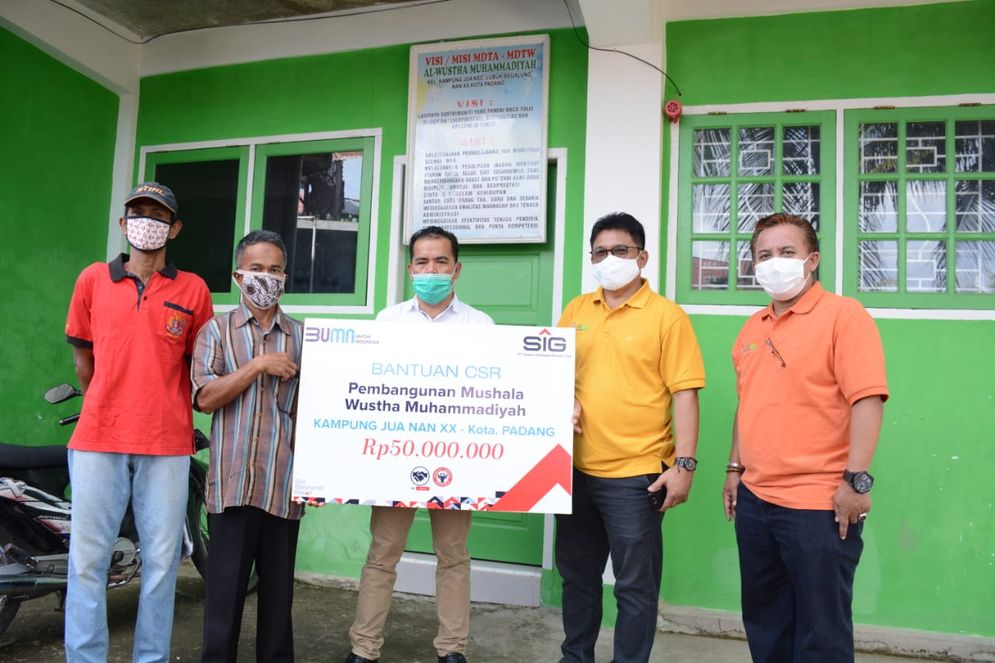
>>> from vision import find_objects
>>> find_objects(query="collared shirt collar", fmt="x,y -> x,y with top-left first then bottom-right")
592,278 -> 653,309
232,301 -> 291,334
404,292 -> 465,319
760,281 -> 826,320
109,253 -> 177,282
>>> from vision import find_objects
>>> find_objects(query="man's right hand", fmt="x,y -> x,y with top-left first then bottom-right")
252,352 -> 298,381
572,398 -> 583,434
722,472 -> 741,521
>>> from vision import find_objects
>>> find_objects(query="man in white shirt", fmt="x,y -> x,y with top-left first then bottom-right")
345,226 -> 492,663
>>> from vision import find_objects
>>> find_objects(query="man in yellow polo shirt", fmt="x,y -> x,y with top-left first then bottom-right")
556,212 -> 705,663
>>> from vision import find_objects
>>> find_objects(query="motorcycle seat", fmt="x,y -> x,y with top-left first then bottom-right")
0,443 -> 68,469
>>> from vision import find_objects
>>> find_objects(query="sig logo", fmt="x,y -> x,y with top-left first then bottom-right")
304,326 -> 356,344
523,328 -> 567,353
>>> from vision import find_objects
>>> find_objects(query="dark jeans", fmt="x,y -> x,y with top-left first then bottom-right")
201,506 -> 301,663
735,483 -> 863,663
555,468 -> 663,663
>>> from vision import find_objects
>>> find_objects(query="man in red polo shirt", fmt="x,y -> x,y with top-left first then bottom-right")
723,213 -> 888,663
63,182 -> 213,663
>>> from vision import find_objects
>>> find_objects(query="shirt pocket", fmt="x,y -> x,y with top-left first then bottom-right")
160,301 -> 194,344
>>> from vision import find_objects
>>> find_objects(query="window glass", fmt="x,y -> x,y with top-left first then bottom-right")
906,180 -> 946,232
906,122 -> 946,173
848,107 -> 995,307
144,135 -> 375,308
736,240 -> 762,291
905,240 -> 946,292
955,180 -> 995,232
678,111 -> 834,304
955,120 -> 995,173
859,240 -> 898,292
860,123 -> 898,173
859,181 -> 898,232
691,241 -> 729,290
783,125 -> 820,176
261,151 -> 364,294
738,127 -> 775,176
783,182 -> 820,228
955,240 -> 995,293
692,184 -> 731,233
153,158 -> 240,293
693,128 -> 731,177
737,182 -> 774,233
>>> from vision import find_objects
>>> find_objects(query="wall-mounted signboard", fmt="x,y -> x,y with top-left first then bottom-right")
406,35 -> 550,243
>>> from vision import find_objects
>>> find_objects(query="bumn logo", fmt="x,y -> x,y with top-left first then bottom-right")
304,326 -> 356,343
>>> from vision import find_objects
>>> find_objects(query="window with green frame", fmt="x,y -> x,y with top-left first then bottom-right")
144,135 -> 376,308
145,146 -> 249,293
845,106 -> 995,309
677,111 -> 836,305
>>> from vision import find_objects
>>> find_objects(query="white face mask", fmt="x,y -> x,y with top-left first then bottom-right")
125,216 -> 171,252
754,256 -> 810,301
235,270 -> 286,310
592,254 -> 641,291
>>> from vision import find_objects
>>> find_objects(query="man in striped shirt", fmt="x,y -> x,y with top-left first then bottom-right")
191,230 -> 303,663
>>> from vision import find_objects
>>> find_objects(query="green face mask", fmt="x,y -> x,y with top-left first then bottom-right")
412,273 -> 453,305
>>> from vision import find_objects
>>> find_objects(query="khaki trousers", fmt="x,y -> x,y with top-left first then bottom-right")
348,506 -> 472,659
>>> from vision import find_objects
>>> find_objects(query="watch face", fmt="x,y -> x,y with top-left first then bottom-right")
852,472 -> 874,493
677,457 -> 697,471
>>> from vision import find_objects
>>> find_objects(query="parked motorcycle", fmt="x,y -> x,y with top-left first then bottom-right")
0,383 -> 211,637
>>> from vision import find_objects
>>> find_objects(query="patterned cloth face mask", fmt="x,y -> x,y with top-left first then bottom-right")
235,270 -> 286,310
125,216 -> 171,252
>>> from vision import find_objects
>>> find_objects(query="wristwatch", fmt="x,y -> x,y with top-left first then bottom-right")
843,469 -> 874,494
675,457 -> 698,472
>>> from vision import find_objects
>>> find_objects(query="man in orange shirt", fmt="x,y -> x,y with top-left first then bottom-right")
723,213 -> 888,663
64,182 -> 213,662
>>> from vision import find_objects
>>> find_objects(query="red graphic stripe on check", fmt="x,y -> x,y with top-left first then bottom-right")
490,444 -> 572,512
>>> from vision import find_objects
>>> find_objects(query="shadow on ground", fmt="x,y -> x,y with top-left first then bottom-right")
0,561 -> 934,662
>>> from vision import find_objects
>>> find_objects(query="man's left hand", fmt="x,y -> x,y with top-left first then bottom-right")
833,482 -> 871,540
648,466 -> 693,511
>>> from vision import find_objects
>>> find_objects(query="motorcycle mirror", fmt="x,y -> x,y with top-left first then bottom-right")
45,383 -> 82,404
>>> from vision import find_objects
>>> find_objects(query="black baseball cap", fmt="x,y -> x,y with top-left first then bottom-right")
124,182 -> 177,215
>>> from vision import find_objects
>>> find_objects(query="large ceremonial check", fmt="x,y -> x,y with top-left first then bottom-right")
292,319 -> 575,513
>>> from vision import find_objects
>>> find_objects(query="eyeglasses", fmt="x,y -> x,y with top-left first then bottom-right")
765,338 -> 786,368
589,245 -> 643,263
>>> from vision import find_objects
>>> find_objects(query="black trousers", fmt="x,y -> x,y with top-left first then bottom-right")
555,469 -> 663,663
201,505 -> 301,663
735,484 -> 863,663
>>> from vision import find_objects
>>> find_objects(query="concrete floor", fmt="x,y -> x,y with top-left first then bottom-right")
0,561 -> 940,662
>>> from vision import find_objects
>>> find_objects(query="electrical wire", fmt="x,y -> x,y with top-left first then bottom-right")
560,0 -> 682,97
45,0 -> 454,45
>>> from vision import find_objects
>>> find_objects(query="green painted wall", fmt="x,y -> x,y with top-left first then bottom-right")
0,27 -> 118,447
662,1 -> 995,638
136,29 -> 589,579
665,0 -> 995,105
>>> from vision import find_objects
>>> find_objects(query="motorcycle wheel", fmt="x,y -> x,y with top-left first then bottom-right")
0,542 -> 21,636
187,460 -> 259,594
